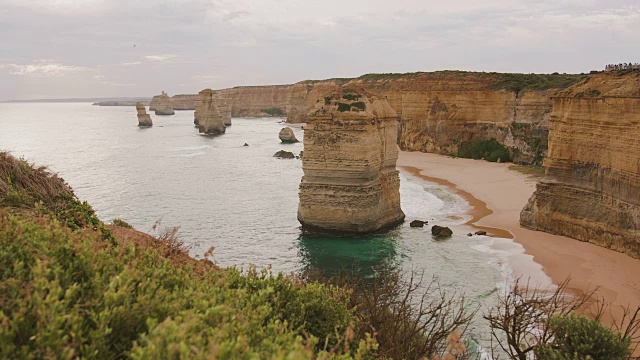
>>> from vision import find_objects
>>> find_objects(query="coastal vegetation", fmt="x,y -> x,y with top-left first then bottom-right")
261,107 -> 286,116
457,139 -> 512,163
489,73 -> 588,94
1,151 -> 639,359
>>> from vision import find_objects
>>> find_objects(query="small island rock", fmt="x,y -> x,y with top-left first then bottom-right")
136,102 -> 153,127
431,225 -> 453,238
279,127 -> 299,143
410,220 -> 426,228
153,91 -> 175,115
475,230 -> 487,236
274,150 -> 295,159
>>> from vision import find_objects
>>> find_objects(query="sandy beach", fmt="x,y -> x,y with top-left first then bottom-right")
398,151 -> 640,322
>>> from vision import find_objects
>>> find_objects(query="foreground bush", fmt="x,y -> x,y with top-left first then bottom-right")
458,139 -> 511,163
0,212 -> 375,359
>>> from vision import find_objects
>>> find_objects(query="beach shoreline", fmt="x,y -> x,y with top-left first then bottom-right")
398,151 -> 640,323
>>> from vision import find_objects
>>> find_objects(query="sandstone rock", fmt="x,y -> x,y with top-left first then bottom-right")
136,102 -> 152,127
475,230 -> 487,236
297,88 -> 405,234
274,150 -> 295,159
299,151 -> 303,158
198,89 -> 226,135
431,225 -> 453,238
152,91 -> 175,115
194,89 -> 231,127
171,94 -> 196,110
410,220 -> 426,228
521,76 -> 640,258
279,127 -> 299,143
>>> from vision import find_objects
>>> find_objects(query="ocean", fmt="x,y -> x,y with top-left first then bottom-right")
0,102 -> 520,352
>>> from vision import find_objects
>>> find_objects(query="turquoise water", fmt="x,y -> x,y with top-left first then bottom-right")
0,102 -> 517,351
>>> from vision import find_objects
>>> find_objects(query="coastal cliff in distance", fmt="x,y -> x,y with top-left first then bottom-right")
521,71 -> 640,258
211,72 -> 587,164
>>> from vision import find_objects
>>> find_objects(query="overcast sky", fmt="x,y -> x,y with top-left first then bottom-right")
1,0 -> 638,100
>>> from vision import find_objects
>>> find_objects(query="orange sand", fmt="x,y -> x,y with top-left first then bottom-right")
398,151 -> 640,322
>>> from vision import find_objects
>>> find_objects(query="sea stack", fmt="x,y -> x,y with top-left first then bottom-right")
279,127 -> 299,143
151,91 -> 175,115
136,102 -> 152,127
194,89 -> 231,127
297,88 -> 405,234
198,89 -> 226,135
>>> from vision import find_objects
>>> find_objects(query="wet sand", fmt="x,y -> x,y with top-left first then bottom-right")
398,151 -> 640,323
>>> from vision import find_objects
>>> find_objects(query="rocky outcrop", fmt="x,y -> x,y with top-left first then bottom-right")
274,150 -> 295,159
198,89 -> 226,135
521,71 -> 640,258
136,102 -> 152,127
297,88 -> 405,234
171,94 -> 197,110
431,225 -> 453,238
150,91 -> 175,115
278,127 -> 299,143
194,89 -> 231,127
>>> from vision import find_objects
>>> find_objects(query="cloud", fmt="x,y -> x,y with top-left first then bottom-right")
121,61 -> 142,66
1,63 -> 89,77
144,54 -> 179,62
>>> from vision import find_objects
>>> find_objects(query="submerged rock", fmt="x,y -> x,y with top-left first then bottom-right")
279,127 -> 299,143
475,230 -> 487,236
410,220 -> 426,228
431,225 -> 453,238
243,143 -> 249,147
274,150 -> 295,159
136,102 -> 153,127
152,91 -> 175,115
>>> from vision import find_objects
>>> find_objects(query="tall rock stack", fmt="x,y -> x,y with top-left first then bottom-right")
297,88 -> 405,234
151,91 -> 175,115
198,89 -> 226,135
521,76 -> 640,257
194,89 -> 232,127
136,102 -> 153,127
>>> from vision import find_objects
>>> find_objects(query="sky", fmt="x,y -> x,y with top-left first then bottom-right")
1,0 -> 639,100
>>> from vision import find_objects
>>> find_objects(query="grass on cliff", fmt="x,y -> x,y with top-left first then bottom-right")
457,139 -> 512,163
261,107 -> 286,117
490,72 -> 588,93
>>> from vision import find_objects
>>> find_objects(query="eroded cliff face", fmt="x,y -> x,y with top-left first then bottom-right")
298,88 -> 405,234
218,85 -> 292,117
171,94 -> 196,110
521,71 -> 640,257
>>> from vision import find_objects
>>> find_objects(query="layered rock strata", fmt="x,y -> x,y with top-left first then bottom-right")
151,91 -> 175,115
136,102 -> 152,127
521,71 -> 640,257
194,89 -> 232,127
298,88 -> 405,234
171,94 -> 197,110
198,89 -> 226,135
278,127 -> 299,143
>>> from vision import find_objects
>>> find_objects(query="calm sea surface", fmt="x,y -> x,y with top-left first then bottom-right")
0,102 -> 519,351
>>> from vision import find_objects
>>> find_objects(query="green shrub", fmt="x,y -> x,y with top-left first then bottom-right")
534,314 -> 631,360
111,218 -> 134,229
351,102 -> 366,111
0,211 -> 374,359
261,108 -> 285,117
458,139 -> 512,163
490,73 -> 588,94
337,103 -> 351,112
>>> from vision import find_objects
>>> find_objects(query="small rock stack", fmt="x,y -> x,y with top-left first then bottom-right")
279,127 -> 299,143
151,91 -> 175,115
194,89 -> 231,127
136,102 -> 153,127
198,89 -> 226,135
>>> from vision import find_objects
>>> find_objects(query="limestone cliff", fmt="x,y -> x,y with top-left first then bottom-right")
151,91 -> 175,115
298,88 -> 405,234
198,89 -> 226,135
194,89 -> 232,127
171,94 -> 197,110
218,85 -> 292,118
136,102 -> 152,127
521,71 -> 640,258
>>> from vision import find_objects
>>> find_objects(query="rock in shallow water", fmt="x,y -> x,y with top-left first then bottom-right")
136,102 -> 152,127
431,225 -> 453,238
274,150 -> 295,159
279,127 -> 299,143
410,220 -> 426,228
